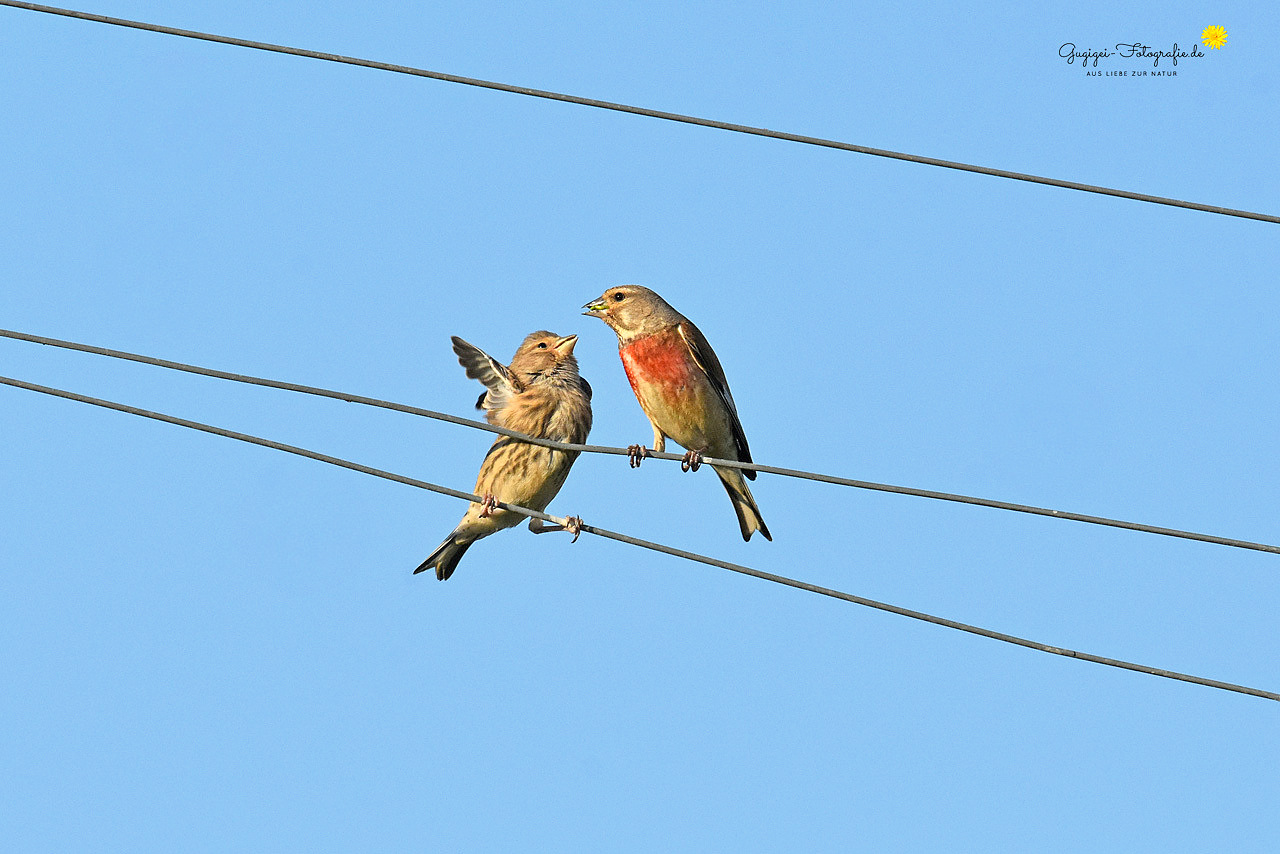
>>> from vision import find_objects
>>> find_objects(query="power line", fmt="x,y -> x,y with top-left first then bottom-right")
3,1 -> 1277,225
5,326 -> 1279,558
2,371 -> 1275,704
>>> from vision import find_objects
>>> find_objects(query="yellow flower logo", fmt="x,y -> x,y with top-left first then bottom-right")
1201,25 -> 1228,49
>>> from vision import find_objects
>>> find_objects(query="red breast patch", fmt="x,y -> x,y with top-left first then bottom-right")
620,331 -> 696,395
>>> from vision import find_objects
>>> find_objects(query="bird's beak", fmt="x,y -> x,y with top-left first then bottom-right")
582,297 -> 607,316
553,334 -> 579,354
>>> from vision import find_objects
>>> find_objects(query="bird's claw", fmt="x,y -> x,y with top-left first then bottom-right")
565,515 -> 584,543
627,444 -> 649,468
478,493 -> 499,518
680,449 -> 703,473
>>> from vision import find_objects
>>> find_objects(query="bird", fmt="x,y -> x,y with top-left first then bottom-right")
582,285 -> 771,542
414,331 -> 594,580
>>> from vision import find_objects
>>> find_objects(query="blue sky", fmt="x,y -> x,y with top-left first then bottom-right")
2,1 -> 1278,850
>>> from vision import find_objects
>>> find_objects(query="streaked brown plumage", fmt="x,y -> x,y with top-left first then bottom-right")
583,285 -> 771,542
414,331 -> 593,580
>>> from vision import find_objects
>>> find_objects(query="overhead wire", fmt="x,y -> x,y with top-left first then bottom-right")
2,372 -> 1276,703
2,0 -> 1277,225
4,327 -> 1278,558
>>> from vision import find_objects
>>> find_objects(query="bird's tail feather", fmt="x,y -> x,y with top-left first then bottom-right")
414,534 -> 473,580
715,467 -> 772,542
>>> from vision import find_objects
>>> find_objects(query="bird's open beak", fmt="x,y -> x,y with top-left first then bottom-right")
582,298 -> 607,316
553,334 -> 579,354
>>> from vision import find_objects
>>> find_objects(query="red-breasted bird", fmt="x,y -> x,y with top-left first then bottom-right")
414,331 -> 594,580
583,285 -> 771,541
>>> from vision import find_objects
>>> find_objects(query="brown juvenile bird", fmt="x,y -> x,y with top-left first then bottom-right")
583,285 -> 771,541
414,331 -> 594,580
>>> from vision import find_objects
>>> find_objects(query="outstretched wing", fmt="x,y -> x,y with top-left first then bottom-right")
676,321 -> 756,479
451,336 -> 523,414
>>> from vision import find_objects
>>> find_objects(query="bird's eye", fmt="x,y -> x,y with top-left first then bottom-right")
613,292 -> 626,302
537,342 -> 548,349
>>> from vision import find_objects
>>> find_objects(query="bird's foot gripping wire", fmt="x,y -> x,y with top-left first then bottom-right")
529,514 -> 585,542
680,449 -> 703,473
626,444 -> 650,468
477,492 -> 499,518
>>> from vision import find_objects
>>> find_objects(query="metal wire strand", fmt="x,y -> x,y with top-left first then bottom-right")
4,327 -> 1278,557
2,372 -> 1275,703
2,1 -> 1277,225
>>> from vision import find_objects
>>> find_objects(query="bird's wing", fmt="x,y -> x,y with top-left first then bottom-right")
578,375 -> 593,401
451,336 -> 523,412
677,320 -> 756,478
